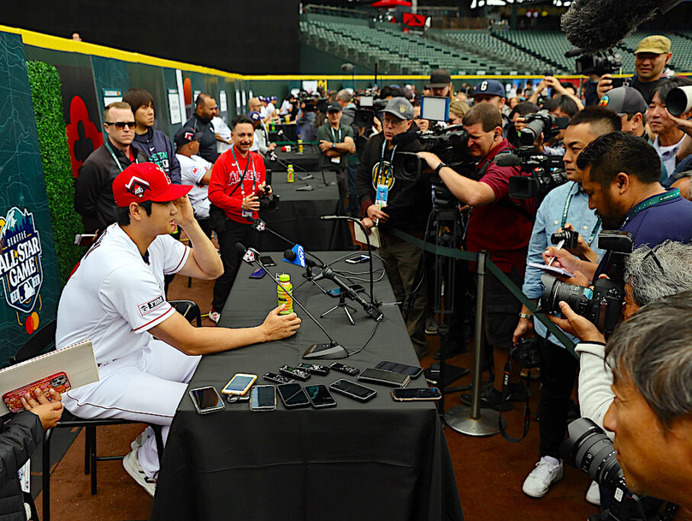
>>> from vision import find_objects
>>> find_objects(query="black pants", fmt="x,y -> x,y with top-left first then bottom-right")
538,339 -> 579,458
211,215 -> 257,313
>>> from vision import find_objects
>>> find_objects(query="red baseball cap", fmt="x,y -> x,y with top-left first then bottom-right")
113,163 -> 192,207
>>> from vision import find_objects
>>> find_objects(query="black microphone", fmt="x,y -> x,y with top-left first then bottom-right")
235,242 -> 349,360
283,248 -> 320,269
561,0 -> 682,53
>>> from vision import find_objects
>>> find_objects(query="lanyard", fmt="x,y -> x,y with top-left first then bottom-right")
330,126 -> 341,144
380,139 -> 397,182
104,139 -> 137,173
621,188 -> 680,227
561,183 -> 601,246
231,145 -> 255,198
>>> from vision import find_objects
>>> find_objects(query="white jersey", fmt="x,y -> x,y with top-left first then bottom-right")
177,153 -> 212,218
56,224 -> 189,364
211,116 -> 232,154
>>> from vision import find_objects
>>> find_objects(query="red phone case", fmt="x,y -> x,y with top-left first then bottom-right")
2,372 -> 71,413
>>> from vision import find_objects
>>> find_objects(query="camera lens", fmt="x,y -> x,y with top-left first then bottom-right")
540,274 -> 593,315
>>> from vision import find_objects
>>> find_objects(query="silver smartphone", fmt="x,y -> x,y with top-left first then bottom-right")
250,385 -> 277,412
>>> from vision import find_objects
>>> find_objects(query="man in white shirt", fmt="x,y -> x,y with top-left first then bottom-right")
175,126 -> 213,237
56,163 -> 300,495
211,105 -> 232,154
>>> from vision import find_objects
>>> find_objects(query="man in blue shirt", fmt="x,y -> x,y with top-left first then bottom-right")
544,131 -> 692,283
515,107 -> 621,500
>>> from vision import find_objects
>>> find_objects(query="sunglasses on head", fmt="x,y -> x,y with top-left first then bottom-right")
106,121 -> 136,129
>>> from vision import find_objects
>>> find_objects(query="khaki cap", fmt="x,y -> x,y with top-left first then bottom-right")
635,35 -> 671,55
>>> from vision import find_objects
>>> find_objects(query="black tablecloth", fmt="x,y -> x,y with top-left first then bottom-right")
270,146 -> 320,171
269,123 -> 297,142
151,253 -> 463,521
258,171 -> 350,252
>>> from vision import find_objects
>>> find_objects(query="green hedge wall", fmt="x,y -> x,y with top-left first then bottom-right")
26,61 -> 83,285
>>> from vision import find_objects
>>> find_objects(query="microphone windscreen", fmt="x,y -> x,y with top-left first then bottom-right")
495,153 -> 522,167
235,242 -> 247,255
283,245 -> 306,268
561,0 -> 661,53
284,249 -> 297,261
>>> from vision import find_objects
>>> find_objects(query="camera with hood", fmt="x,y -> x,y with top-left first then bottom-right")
498,147 -> 567,203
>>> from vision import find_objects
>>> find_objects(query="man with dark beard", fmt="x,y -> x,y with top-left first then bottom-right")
543,132 -> 692,283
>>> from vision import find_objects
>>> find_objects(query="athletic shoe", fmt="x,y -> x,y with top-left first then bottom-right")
123,448 -> 156,497
586,480 -> 601,506
425,317 -> 439,335
208,310 -> 220,323
130,429 -> 149,451
460,382 -> 513,411
522,456 -> 564,498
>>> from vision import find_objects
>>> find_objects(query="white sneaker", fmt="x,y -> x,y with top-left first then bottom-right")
208,310 -> 220,323
586,480 -> 601,506
522,456 -> 564,498
123,447 -> 156,497
130,428 -> 150,451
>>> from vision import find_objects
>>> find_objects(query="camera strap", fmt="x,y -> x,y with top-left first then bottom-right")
498,353 -> 532,443
561,184 -> 601,246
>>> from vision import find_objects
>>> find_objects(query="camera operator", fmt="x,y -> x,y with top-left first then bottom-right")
647,77 -> 692,185
597,35 -> 674,104
429,68 -> 454,101
296,92 -> 318,142
544,131 -> 692,284
507,101 -> 539,148
513,107 -> 622,500
418,103 -> 535,410
356,97 -> 431,358
529,76 -> 584,111
208,115 -> 271,322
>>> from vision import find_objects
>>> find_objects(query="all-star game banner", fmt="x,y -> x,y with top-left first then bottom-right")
0,32 -> 61,367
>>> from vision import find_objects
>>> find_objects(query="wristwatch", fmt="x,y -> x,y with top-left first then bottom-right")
434,162 -> 447,175
519,313 -> 533,320
331,142 -> 336,149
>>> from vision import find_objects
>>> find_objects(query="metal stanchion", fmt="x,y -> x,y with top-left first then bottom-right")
445,251 -> 505,436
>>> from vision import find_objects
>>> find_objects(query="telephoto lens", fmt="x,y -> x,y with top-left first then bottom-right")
540,273 -> 593,316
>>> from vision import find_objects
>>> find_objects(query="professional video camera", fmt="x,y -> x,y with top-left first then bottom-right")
353,92 -> 388,128
567,48 -> 623,77
499,147 -> 567,202
516,110 -> 570,147
539,230 -> 633,338
561,418 -> 650,521
299,92 -> 329,113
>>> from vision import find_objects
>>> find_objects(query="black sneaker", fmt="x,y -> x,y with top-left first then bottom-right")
425,317 -> 439,336
460,382 -> 513,411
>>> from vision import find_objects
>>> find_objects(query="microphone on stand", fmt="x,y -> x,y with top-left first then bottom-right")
283,246 -> 324,281
235,242 -> 349,360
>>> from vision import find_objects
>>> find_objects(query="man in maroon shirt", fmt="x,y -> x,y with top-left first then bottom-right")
207,115 -> 269,322
419,102 -> 535,410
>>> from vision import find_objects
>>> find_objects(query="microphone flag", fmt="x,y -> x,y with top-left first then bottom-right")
284,244 -> 307,268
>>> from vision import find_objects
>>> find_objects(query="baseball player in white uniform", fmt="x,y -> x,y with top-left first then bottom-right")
56,162 -> 300,495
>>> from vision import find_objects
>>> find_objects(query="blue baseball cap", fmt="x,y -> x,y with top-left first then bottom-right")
473,80 -> 506,99
248,111 -> 262,121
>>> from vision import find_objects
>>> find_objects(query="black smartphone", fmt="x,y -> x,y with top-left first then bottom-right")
358,368 -> 410,387
329,379 -> 377,402
330,362 -> 360,376
328,285 -> 365,297
249,268 -> 266,279
277,383 -> 311,409
375,361 -> 423,379
250,385 -> 277,411
189,386 -> 225,414
305,384 -> 336,408
391,387 -> 442,401
260,256 -> 277,267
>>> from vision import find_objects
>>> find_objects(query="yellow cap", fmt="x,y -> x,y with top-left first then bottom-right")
635,35 -> 671,55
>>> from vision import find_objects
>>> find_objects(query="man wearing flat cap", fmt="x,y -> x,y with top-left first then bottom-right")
598,35 -> 674,104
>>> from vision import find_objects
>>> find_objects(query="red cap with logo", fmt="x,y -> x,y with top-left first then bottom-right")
113,163 -> 192,207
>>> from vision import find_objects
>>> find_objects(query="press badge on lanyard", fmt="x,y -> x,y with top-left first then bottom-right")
376,184 -> 389,208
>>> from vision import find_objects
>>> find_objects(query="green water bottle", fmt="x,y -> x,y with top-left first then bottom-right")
277,274 -> 293,315
287,164 -> 295,183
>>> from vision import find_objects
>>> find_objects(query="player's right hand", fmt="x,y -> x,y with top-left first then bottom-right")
262,305 -> 301,341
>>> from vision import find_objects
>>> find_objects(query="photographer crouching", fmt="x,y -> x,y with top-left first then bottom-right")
417,103 -> 535,410
356,97 -> 431,358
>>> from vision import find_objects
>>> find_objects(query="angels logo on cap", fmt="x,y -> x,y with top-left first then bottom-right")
125,175 -> 152,199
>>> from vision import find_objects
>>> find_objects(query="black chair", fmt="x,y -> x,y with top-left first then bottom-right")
12,299 -> 201,521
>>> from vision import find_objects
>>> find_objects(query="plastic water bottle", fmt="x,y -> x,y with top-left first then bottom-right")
287,164 -> 295,183
297,139 -> 304,154
277,274 -> 293,315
